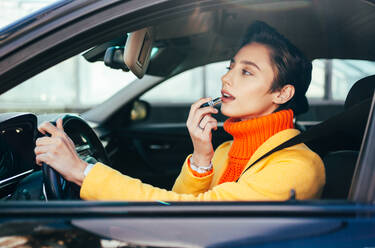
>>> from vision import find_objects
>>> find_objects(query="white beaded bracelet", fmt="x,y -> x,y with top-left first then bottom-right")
189,157 -> 213,174
83,163 -> 95,177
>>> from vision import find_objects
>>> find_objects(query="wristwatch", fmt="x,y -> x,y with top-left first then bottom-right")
189,157 -> 213,174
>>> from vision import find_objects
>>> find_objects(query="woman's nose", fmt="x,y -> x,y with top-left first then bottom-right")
221,70 -> 232,86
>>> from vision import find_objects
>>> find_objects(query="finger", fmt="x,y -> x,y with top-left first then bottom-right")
63,135 -> 77,155
36,136 -> 66,150
56,118 -> 64,131
38,122 -> 59,136
203,121 -> 218,136
34,144 -> 54,155
187,98 -> 212,123
66,135 -> 75,148
35,154 -> 62,174
191,107 -> 218,127
35,153 -> 51,166
36,137 -> 55,146
55,118 -> 75,148
192,97 -> 212,110
199,115 -> 216,130
35,158 -> 42,166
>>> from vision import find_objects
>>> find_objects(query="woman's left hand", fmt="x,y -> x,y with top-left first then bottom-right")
35,118 -> 88,186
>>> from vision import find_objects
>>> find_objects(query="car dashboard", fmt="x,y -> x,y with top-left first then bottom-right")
0,113 -> 108,201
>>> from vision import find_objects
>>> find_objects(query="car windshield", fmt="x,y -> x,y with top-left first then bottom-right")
0,53 -> 374,115
0,55 -> 137,114
0,0 -> 58,29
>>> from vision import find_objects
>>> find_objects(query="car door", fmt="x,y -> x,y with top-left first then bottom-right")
1,200 -> 375,248
3,93 -> 375,248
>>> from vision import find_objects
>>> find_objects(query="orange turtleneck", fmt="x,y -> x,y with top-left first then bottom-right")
218,109 -> 294,184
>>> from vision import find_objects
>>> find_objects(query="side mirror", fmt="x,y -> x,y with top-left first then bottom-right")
130,100 -> 150,122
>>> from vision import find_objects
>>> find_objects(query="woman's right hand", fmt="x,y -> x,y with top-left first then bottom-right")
186,98 -> 219,166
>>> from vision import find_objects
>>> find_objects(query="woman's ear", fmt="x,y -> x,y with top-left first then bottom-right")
272,84 -> 295,104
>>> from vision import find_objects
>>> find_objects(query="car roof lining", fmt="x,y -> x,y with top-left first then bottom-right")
1,0 -> 374,95
85,0 -> 375,78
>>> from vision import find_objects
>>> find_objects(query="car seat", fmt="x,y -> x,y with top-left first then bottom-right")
321,75 -> 375,199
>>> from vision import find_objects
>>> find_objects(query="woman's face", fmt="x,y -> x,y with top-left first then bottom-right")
220,42 -> 281,120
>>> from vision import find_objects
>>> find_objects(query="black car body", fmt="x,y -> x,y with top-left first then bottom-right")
0,0 -> 375,247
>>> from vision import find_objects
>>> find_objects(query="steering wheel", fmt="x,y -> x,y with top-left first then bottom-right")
42,162 -> 79,200
42,115 -> 110,200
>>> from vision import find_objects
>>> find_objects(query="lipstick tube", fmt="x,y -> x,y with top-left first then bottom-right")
200,97 -> 222,108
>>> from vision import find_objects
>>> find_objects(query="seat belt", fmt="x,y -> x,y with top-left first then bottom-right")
235,129 -> 314,182
235,98 -> 372,183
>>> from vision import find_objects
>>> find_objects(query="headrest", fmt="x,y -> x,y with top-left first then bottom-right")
345,75 -> 375,109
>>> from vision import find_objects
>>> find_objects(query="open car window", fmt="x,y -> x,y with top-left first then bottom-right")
140,59 -> 375,119
1,57 -> 374,115
0,55 -> 137,114
309,59 -> 375,100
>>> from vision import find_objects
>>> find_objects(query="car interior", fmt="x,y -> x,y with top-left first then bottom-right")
0,0 -> 375,202
308,76 -> 375,199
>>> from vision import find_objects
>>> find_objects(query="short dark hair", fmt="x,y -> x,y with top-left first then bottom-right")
241,21 -> 312,115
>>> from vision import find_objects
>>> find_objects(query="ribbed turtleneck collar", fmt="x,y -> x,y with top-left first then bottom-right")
219,109 -> 294,184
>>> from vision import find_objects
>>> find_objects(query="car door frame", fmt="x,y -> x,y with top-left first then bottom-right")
0,0 -> 374,202
349,92 -> 375,204
1,0 -> 375,246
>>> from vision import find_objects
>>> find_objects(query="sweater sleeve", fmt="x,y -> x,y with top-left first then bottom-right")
171,154 -> 214,195
79,146 -> 325,201
171,141 -> 231,195
80,162 -> 270,201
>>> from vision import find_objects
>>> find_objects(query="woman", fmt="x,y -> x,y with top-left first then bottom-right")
35,21 -> 325,201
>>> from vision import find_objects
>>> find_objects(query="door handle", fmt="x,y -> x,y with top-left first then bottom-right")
149,144 -> 171,150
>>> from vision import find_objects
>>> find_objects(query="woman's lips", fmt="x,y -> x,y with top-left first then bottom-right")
221,90 -> 235,103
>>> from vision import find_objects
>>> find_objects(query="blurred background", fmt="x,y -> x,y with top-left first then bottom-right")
1,0 -> 375,115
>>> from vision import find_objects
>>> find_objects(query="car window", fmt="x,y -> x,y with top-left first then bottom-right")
140,59 -> 375,105
0,55 -> 137,114
309,59 -> 375,101
330,60 -> 375,100
141,67 -> 205,103
2,55 -> 373,115
0,0 -> 57,28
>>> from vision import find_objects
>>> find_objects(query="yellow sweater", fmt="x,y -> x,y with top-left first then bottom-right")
80,129 -> 325,201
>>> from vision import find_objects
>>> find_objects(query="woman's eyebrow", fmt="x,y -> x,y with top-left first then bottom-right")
230,58 -> 261,71
240,60 -> 261,71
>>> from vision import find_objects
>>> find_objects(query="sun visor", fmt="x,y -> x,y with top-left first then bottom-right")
124,28 -> 154,79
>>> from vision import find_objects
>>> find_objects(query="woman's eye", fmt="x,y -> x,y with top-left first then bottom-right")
242,69 -> 252,76
226,66 -> 231,71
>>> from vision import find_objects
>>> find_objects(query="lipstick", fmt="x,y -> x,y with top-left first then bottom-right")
200,97 -> 222,108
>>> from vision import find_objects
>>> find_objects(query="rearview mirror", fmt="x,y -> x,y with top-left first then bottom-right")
104,47 -> 129,71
